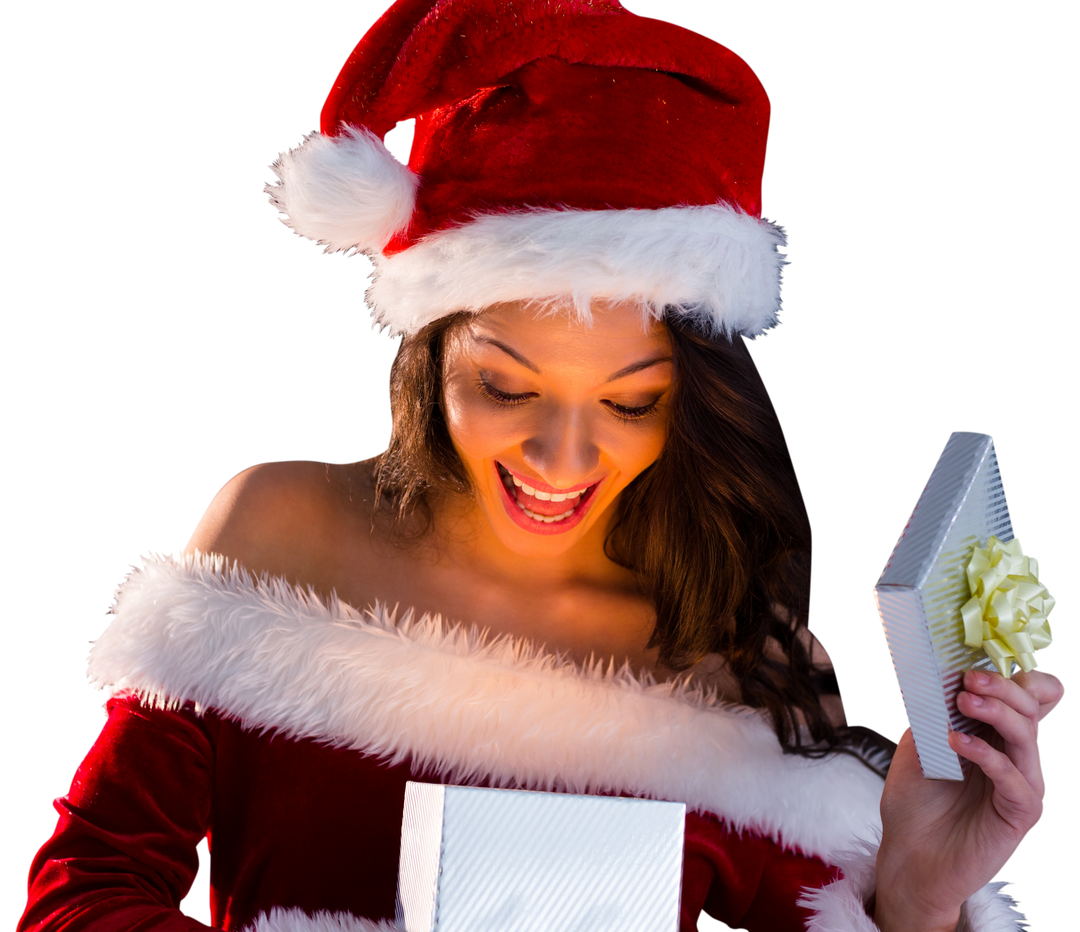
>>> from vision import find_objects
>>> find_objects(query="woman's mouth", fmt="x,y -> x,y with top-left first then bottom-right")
495,462 -> 603,534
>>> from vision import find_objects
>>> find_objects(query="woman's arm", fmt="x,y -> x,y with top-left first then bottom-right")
20,697 -> 218,932
873,668 -> 1064,932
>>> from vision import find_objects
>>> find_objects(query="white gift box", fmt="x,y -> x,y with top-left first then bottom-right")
875,432 -> 1011,780
396,782 -> 686,932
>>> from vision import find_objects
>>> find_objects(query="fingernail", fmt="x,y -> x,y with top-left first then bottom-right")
958,732 -> 972,744
969,693 -> 984,706
975,672 -> 990,686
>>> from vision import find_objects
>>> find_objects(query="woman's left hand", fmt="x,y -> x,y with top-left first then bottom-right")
873,668 -> 1064,932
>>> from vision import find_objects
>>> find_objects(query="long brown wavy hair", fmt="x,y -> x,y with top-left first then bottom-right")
373,311 -> 842,757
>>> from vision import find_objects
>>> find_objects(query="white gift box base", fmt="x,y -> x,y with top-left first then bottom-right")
396,783 -> 685,932
875,432 -> 1012,780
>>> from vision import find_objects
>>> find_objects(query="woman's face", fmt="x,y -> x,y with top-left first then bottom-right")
440,301 -> 673,557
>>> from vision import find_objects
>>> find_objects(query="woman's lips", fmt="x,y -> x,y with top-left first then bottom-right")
498,464 -> 594,496
494,462 -> 603,534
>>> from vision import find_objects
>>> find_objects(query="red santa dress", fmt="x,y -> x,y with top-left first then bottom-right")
20,555 -> 1025,932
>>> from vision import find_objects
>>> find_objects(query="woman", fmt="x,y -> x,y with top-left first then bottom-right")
14,1 -> 1062,932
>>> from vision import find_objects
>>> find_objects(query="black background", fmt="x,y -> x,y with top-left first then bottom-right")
12,0 -> 1067,924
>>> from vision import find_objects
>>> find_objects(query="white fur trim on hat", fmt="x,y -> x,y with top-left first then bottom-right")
267,126 -> 420,253
266,131 -> 785,337
366,203 -> 786,337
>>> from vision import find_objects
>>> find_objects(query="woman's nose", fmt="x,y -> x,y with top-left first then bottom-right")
520,408 -> 600,489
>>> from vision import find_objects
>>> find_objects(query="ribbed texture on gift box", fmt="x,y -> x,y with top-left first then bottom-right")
397,783 -> 685,932
397,784 -> 447,932
876,433 -> 1014,779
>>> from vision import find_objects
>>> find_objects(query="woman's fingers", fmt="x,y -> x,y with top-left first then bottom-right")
963,669 -> 1040,720
963,668 -> 1064,728
954,669 -> 1054,829
960,670 -> 1041,745
949,730 -> 1042,834
956,688 -> 1043,796
1012,669 -> 1064,720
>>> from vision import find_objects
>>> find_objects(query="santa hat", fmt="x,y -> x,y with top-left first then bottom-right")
268,0 -> 786,337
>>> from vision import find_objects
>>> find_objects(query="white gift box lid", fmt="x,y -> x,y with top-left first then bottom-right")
875,431 -> 1012,780
396,782 -> 685,932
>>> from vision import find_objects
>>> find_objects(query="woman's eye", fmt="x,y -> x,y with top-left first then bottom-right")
477,377 -> 535,406
477,376 -> 660,420
604,399 -> 660,421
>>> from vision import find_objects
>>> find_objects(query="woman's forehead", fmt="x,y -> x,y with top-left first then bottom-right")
456,301 -> 672,371
442,306 -> 669,386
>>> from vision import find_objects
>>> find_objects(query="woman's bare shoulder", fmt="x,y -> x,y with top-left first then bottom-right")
184,460 -> 378,588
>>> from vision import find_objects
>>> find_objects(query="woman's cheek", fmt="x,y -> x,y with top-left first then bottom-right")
637,418 -> 668,471
441,386 -> 522,465
601,416 -> 668,485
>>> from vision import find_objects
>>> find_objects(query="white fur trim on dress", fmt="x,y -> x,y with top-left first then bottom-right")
266,130 -> 785,338
798,842 -> 1026,932
93,555 -> 1026,931
243,885 -> 1026,932
798,840 -> 881,932
247,907 -> 400,932
89,553 -> 879,863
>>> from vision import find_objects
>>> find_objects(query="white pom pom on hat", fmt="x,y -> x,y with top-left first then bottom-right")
268,126 -> 419,255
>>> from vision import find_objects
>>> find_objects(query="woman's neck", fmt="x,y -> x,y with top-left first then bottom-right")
424,488 -> 634,592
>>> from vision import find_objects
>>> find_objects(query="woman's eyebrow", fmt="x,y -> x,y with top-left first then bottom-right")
605,355 -> 672,383
473,336 -> 670,382
473,336 -> 540,372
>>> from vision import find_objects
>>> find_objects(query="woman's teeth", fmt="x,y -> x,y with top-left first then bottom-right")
509,474 -> 582,502
500,466 -> 589,523
518,503 -> 576,523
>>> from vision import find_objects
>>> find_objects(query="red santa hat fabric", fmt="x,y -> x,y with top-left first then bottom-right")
268,0 -> 786,337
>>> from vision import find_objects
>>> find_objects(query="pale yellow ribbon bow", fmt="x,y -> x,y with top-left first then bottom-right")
961,536 -> 1054,678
